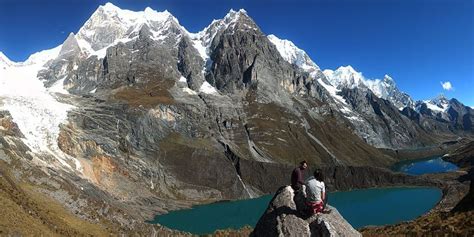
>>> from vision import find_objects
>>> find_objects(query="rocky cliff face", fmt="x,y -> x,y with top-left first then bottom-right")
443,140 -> 474,169
252,186 -> 361,237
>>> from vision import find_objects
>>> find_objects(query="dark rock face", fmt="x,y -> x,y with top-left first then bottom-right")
411,98 -> 474,137
453,179 -> 474,212
401,107 -> 420,123
448,99 -> 474,132
443,140 -> 474,169
177,36 -> 205,90
204,11 -> 309,106
339,87 -> 434,148
252,186 -> 361,237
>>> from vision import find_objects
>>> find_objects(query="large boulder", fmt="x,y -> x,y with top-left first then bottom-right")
252,186 -> 361,237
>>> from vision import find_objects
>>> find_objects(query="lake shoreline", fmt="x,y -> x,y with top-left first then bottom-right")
360,170 -> 470,235
379,139 -> 467,165
147,146 -> 469,235
150,167 -> 463,235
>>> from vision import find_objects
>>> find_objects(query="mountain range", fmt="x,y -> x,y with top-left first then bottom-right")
0,2 -> 472,233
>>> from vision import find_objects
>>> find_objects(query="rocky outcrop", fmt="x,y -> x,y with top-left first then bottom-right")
252,186 -> 361,237
443,140 -> 474,169
453,178 -> 474,212
445,139 -> 474,212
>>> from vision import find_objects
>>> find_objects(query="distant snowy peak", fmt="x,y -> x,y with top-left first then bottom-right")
364,74 -> 395,98
267,34 -> 320,75
323,66 -> 414,109
76,2 -> 184,56
323,66 -> 365,89
431,94 -> 450,105
1,46 -> 61,67
417,95 -> 450,113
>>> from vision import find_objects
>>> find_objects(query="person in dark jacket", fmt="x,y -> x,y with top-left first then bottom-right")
291,160 -> 307,191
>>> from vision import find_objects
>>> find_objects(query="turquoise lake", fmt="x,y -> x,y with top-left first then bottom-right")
150,187 -> 442,234
392,156 -> 458,175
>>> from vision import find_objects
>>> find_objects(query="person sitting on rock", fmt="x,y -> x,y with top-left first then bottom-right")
291,160 -> 307,192
305,169 -> 326,214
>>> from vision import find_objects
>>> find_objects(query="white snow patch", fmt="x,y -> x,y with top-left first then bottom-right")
346,115 -> 364,122
48,77 -> 69,94
199,81 -> 218,94
182,87 -> 197,95
80,37 -> 135,59
317,78 -> 347,106
191,38 -> 208,61
179,76 -> 187,83
267,34 -> 320,72
424,100 -> 449,113
316,77 -> 366,122
276,137 -> 287,142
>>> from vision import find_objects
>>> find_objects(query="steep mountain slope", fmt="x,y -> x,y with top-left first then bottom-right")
267,34 -> 473,148
1,3 -> 394,204
266,35 -> 444,148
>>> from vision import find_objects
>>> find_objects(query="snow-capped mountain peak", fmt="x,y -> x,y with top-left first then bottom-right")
196,8 -> 254,37
421,94 -> 450,112
226,8 -> 248,18
323,66 -> 414,109
267,34 -> 320,75
415,95 -> 451,120
190,8 -> 256,63
431,94 -> 449,104
76,2 -> 184,57
323,65 -> 366,89
97,2 -> 176,28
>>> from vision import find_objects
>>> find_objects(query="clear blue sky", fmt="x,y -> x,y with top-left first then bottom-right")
0,0 -> 472,106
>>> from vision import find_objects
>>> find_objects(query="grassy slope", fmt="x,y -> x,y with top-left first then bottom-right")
0,162 -> 109,236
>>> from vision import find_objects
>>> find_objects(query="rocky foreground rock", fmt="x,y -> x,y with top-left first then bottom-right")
252,186 -> 360,237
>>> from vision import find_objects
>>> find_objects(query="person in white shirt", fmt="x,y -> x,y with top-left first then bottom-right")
305,169 -> 326,214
